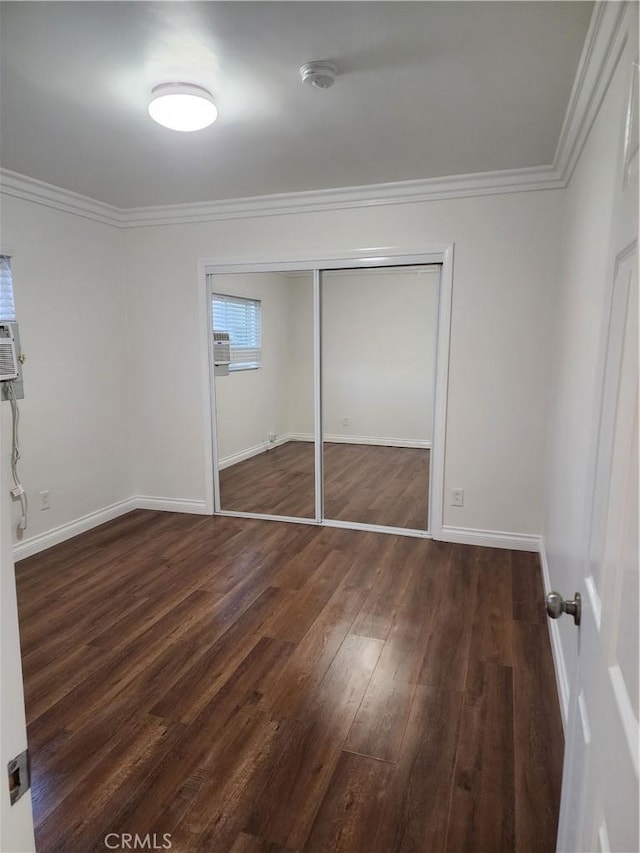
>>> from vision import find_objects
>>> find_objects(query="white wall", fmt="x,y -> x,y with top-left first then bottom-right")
322,267 -> 438,444
124,188 -> 562,535
543,39 -> 631,694
211,271 -> 314,463
0,195 -> 131,545
0,415 -> 35,850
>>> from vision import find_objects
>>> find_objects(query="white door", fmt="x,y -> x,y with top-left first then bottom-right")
556,14 -> 639,851
0,407 -> 36,852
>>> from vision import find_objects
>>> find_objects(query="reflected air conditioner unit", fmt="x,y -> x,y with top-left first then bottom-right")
0,323 -> 19,381
213,331 -> 231,366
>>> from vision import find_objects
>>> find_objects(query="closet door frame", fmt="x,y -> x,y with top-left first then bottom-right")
199,244 -> 453,540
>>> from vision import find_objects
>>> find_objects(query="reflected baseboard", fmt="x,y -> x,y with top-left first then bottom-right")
219,433 -> 431,470
324,434 -> 431,449
290,433 -> 431,449
218,434 -> 293,470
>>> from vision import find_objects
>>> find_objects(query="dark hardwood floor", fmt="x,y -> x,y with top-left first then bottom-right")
220,441 -> 430,530
15,511 -> 563,852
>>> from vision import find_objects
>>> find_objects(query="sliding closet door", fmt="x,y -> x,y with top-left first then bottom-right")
210,270 -> 316,519
321,266 -> 439,531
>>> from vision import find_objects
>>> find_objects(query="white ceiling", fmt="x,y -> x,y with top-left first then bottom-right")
0,1 -> 593,209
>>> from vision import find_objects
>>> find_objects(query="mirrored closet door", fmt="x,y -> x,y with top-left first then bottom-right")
210,270 -> 316,519
321,265 -> 439,531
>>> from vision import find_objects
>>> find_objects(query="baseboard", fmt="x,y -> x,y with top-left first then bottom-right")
13,497 -> 137,561
218,434 -> 291,470
325,434 -> 431,449
538,537 -> 570,731
437,525 -> 540,552
133,496 -> 208,514
13,495 -> 208,560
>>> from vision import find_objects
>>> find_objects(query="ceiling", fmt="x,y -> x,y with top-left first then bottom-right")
0,1 -> 593,210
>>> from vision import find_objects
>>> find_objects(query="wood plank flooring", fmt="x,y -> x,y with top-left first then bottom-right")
220,441 -> 430,530
15,510 -> 563,852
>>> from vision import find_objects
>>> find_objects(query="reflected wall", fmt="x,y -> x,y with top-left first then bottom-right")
321,266 -> 439,530
211,270 -> 315,519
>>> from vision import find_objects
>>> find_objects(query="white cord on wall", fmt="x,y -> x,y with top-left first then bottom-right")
6,380 -> 27,530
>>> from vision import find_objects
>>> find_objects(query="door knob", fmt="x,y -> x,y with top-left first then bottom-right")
546,591 -> 581,626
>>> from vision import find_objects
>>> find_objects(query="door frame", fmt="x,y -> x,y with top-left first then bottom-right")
198,243 -> 454,539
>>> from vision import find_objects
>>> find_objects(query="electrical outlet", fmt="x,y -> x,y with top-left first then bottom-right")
40,490 -> 51,510
268,432 -> 277,443
451,488 -> 464,507
341,416 -> 350,427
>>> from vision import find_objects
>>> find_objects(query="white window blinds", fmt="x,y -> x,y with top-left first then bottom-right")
211,292 -> 262,370
0,255 -> 16,322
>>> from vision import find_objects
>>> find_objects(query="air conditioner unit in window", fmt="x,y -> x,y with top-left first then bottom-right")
0,323 -> 19,381
213,331 -> 231,365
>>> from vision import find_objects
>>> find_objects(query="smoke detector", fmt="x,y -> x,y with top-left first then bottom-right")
300,61 -> 337,90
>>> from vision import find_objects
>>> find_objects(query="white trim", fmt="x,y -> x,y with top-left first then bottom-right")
553,2 -> 631,184
322,518 -> 431,538
438,524 -> 540,552
325,435 -> 431,449
0,168 -> 121,227
312,264 -> 441,279
218,435 -> 291,470
313,270 -> 323,523
199,260 -> 216,515
429,252 -> 452,539
12,497 -> 137,561
133,496 -> 208,514
215,511 -> 431,538
203,250 -> 450,275
117,166 -> 562,228
539,536 -> 571,729
215,510 -> 319,526
0,166 -> 562,230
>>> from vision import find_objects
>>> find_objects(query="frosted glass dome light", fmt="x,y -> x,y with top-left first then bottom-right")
148,83 -> 218,132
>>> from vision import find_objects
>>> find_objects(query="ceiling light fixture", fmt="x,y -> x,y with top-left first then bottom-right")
300,61 -> 337,90
148,83 -> 218,132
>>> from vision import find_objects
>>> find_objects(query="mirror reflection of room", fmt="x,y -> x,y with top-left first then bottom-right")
210,271 -> 315,519
321,265 -> 439,531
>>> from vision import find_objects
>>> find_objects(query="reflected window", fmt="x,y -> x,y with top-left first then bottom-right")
212,293 -> 262,371
0,255 -> 16,322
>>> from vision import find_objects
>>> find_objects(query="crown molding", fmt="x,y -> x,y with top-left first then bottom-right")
117,165 -> 563,228
0,168 -> 121,227
0,164 -> 564,230
553,1 -> 632,183
0,2 -> 627,231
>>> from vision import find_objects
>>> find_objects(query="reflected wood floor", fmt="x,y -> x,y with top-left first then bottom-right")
324,443 -> 429,530
220,441 -> 315,518
16,511 -> 563,853
220,441 -> 430,530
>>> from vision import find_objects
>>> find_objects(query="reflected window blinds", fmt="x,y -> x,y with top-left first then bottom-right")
211,291 -> 262,370
0,256 -> 16,322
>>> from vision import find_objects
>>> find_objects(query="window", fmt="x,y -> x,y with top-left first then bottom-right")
0,255 -> 16,322
212,292 -> 262,370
